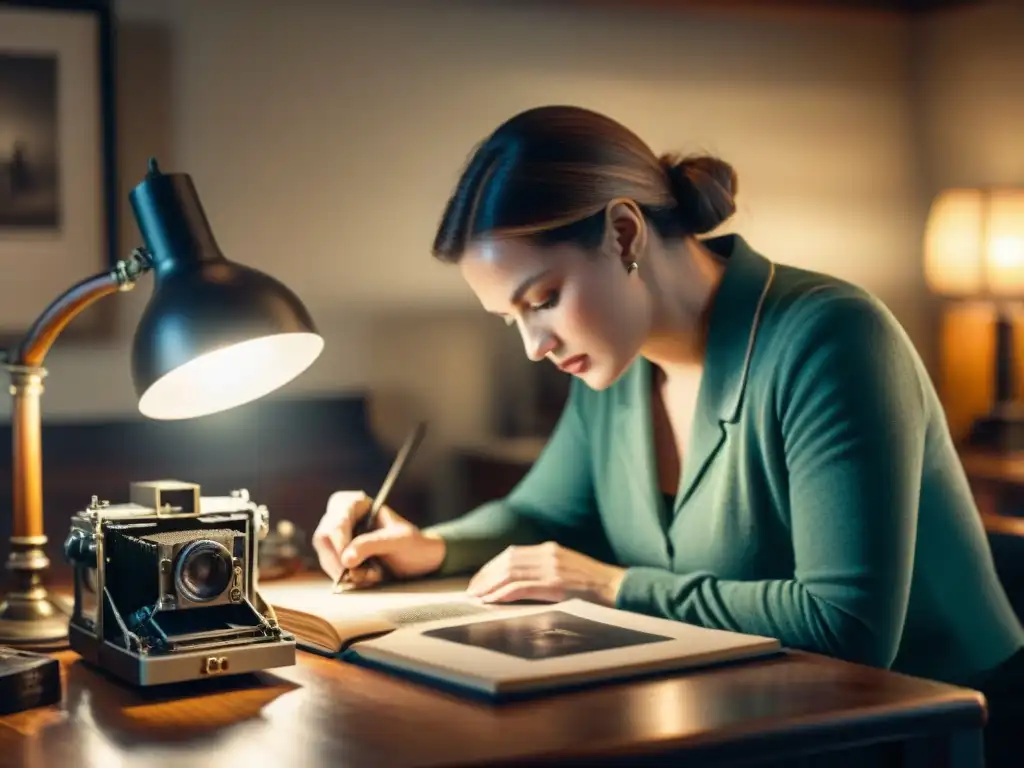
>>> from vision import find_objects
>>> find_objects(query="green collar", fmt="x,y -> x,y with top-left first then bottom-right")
699,234 -> 776,423
622,234 -> 777,532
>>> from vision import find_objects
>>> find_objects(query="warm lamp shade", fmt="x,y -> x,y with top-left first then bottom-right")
923,187 -> 1024,297
129,160 -> 323,420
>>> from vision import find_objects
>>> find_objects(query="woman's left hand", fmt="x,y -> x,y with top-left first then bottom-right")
466,541 -> 626,606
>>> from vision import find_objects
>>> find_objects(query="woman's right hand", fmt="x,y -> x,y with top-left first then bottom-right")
312,490 -> 446,587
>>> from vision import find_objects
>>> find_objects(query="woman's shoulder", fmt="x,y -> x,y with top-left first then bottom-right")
752,261 -> 926,402
761,262 -> 909,350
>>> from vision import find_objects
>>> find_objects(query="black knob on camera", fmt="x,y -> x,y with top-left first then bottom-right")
63,529 -> 97,568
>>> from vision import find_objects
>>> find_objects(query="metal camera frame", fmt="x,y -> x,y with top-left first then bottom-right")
63,480 -> 296,686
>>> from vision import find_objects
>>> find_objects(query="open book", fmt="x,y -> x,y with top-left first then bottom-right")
259,574 -> 500,655
259,574 -> 782,700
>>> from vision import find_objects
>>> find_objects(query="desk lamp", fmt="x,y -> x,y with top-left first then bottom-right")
924,186 -> 1024,452
0,158 -> 324,648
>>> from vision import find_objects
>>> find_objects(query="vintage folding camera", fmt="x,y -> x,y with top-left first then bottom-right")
63,480 -> 296,686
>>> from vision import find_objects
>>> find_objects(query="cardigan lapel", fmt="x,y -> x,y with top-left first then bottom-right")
609,235 -> 775,562
612,358 -> 673,565
673,235 -> 775,517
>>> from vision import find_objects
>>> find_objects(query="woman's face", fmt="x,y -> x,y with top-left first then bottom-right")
460,233 -> 651,390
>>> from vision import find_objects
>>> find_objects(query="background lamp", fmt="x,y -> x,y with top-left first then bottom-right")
924,186 -> 1024,451
0,158 -> 324,648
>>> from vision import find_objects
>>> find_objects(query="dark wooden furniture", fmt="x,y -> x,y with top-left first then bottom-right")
960,448 -> 1024,519
959,448 -> 1024,622
0,393 -> 430,580
455,437 -> 545,511
0,619 -> 987,768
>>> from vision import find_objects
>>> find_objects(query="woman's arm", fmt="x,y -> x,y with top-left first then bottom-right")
424,378 -> 605,577
615,295 -> 927,669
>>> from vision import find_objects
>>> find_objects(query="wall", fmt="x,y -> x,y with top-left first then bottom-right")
914,0 -> 1024,438
0,0 -> 929,456
916,0 -> 1023,194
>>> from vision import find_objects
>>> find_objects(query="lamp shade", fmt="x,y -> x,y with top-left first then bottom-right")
923,187 -> 1024,298
129,159 -> 323,420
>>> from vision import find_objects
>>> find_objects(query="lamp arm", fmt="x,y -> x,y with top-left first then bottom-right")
0,246 -> 154,649
10,248 -> 154,368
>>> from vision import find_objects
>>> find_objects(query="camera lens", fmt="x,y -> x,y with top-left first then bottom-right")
174,540 -> 233,602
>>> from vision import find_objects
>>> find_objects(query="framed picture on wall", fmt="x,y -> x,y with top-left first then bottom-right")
0,0 -> 116,351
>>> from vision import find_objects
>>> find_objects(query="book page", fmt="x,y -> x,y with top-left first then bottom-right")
259,574 -> 496,652
352,599 -> 782,695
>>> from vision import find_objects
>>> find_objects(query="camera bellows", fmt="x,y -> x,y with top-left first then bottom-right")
104,525 -> 244,616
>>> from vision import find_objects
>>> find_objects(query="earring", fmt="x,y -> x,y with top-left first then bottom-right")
626,261 -> 638,274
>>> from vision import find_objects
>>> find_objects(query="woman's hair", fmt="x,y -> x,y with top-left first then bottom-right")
432,105 -> 737,263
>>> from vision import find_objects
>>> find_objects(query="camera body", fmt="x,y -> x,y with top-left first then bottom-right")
64,480 -> 296,686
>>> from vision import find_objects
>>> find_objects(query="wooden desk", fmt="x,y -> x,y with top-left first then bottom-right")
961,448 -> 1024,518
0,640 -> 985,767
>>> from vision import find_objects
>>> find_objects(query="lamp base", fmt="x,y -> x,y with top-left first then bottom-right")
0,593 -> 72,651
0,590 -> 72,651
0,536 -> 71,651
967,404 -> 1024,454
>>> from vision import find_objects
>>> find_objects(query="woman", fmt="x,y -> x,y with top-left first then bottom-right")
312,105 -> 1024,732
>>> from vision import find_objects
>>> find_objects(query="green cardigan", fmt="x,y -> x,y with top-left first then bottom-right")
424,234 -> 1024,687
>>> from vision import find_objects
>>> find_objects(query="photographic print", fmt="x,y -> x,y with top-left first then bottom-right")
423,610 -> 674,661
0,52 -> 61,229
0,0 -> 116,347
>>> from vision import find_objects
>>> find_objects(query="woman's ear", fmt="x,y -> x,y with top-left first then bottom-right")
601,198 -> 647,271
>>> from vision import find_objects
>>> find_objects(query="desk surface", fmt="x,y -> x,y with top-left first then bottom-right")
0,641 -> 985,768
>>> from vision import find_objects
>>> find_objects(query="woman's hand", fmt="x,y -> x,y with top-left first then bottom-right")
467,541 -> 626,606
312,490 -> 446,588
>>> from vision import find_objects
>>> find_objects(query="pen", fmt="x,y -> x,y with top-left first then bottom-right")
331,420 -> 427,593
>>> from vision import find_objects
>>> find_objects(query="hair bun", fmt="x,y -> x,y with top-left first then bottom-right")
661,154 -> 738,235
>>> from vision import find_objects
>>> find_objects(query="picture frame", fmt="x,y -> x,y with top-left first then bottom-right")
0,0 -> 117,351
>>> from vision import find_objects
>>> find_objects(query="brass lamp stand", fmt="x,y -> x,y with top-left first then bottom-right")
0,249 -> 154,649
